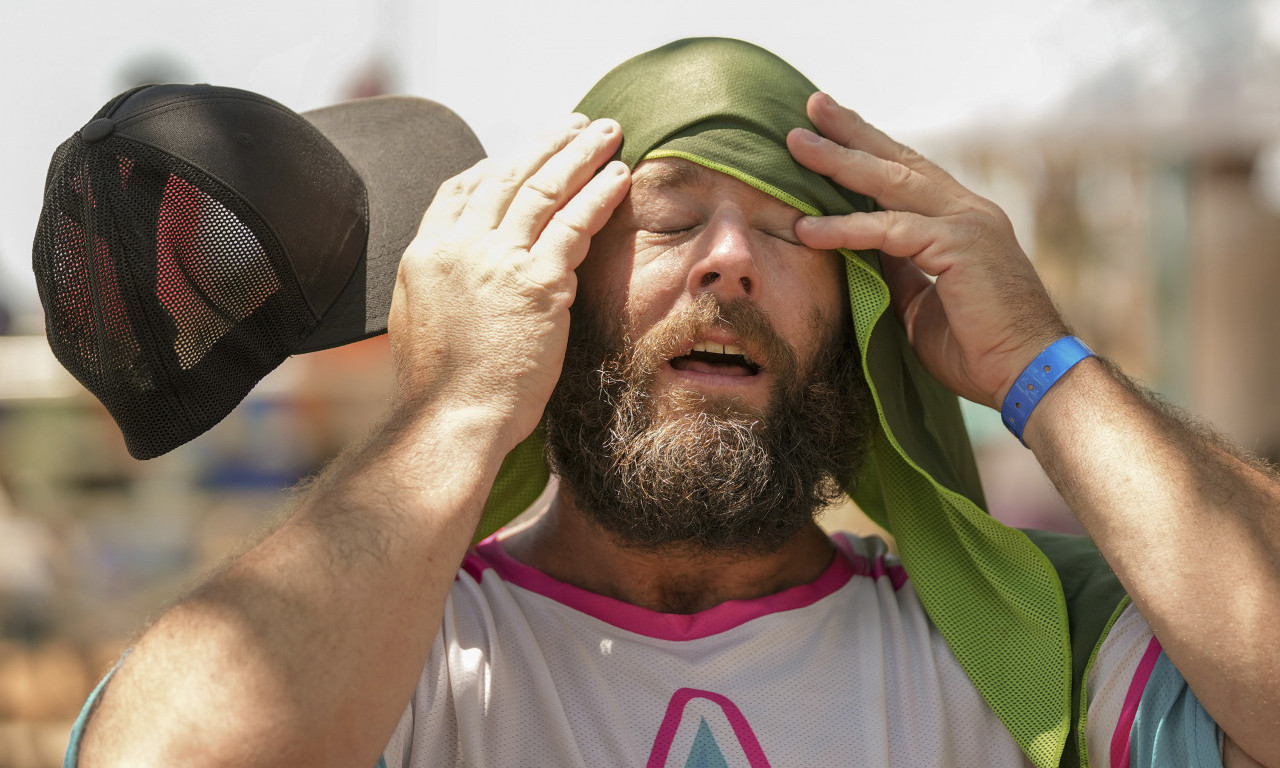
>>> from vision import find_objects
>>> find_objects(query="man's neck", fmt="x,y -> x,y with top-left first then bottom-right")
497,485 -> 836,614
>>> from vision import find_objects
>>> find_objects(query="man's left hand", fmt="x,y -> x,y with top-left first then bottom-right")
787,91 -> 1067,410
789,92 -> 1280,768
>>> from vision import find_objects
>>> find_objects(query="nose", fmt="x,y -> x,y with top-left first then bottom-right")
686,214 -> 762,301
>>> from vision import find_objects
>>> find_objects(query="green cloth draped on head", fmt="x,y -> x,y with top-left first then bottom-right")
475,37 -> 1077,768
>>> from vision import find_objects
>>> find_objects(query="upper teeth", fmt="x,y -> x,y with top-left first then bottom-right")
690,342 -> 755,364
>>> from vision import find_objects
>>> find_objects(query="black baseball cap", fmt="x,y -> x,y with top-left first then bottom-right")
32,84 -> 485,459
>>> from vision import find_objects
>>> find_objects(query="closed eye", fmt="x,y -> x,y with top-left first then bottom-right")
764,229 -> 802,246
644,225 -> 695,238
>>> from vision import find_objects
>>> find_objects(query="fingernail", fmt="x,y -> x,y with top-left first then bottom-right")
816,92 -> 861,121
795,127 -> 822,144
567,113 -> 590,130
592,118 -> 619,135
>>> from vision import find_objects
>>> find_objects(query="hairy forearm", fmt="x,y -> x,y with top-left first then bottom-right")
80,405 -> 512,768
1025,358 -> 1280,766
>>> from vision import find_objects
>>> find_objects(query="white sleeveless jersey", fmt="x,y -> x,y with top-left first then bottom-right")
379,533 -> 1165,768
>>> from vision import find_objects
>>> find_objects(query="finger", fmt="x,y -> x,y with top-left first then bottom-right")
417,159 -> 488,236
795,210 -> 958,276
805,92 -> 966,194
502,118 -> 623,250
788,127 -> 961,217
458,113 -> 591,230
527,160 -> 631,276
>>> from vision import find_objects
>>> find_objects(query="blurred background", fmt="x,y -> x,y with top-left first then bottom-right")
3,0 -> 1280,764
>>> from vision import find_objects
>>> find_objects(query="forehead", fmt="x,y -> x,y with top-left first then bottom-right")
630,157 -> 711,193
628,157 -> 801,214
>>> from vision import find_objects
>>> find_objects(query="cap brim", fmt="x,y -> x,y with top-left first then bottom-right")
296,96 -> 485,352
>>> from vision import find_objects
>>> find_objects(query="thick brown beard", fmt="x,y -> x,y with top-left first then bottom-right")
544,292 -> 873,555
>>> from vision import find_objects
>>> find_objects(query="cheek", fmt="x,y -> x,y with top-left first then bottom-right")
816,252 -> 849,324
618,245 -> 690,328
577,227 -> 637,310
761,250 -> 848,370
768,248 -> 847,321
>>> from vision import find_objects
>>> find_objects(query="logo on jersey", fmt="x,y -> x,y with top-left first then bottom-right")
646,688 -> 771,768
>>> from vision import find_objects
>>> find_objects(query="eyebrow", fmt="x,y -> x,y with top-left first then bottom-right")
629,161 -> 714,195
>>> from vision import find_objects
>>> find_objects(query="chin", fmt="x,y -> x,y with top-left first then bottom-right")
650,383 -> 771,423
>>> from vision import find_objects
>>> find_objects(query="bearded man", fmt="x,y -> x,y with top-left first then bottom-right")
67,39 -> 1280,768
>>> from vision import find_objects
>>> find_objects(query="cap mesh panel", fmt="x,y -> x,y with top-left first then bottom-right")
33,134 -> 314,459
154,174 -> 281,369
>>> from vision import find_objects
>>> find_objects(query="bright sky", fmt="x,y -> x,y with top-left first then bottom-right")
0,0 -> 1269,327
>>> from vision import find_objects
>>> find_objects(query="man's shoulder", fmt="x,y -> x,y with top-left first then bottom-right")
1020,529 -> 1129,636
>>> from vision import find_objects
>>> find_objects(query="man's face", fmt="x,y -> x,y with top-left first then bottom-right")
576,158 -> 848,414
544,158 -> 871,554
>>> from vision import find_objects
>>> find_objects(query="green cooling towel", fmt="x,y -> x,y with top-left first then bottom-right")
475,37 -> 1074,768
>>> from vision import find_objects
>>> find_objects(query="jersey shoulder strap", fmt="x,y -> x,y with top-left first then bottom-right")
1022,529 -> 1131,768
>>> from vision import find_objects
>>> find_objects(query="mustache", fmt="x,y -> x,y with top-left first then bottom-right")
623,292 -> 799,384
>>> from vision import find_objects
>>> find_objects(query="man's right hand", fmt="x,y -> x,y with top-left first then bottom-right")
388,115 -> 630,450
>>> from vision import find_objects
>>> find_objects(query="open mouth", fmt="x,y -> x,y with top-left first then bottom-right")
669,342 -> 761,377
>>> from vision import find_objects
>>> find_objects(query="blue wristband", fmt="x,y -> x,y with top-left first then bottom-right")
1001,336 -> 1094,446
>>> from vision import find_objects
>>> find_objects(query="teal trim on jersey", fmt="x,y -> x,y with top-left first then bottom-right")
375,756 -> 388,768
1130,652 -> 1222,768
64,652 -> 127,767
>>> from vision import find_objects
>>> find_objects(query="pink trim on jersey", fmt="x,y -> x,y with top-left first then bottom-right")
460,550 -> 487,582
646,688 -> 771,768
460,533 -> 906,641
1110,635 -> 1163,768
832,533 -> 909,591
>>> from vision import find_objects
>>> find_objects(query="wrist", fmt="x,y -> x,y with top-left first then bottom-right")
310,398 -> 519,526
1000,336 -> 1095,446
1018,356 -> 1106,451
387,397 -> 523,464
